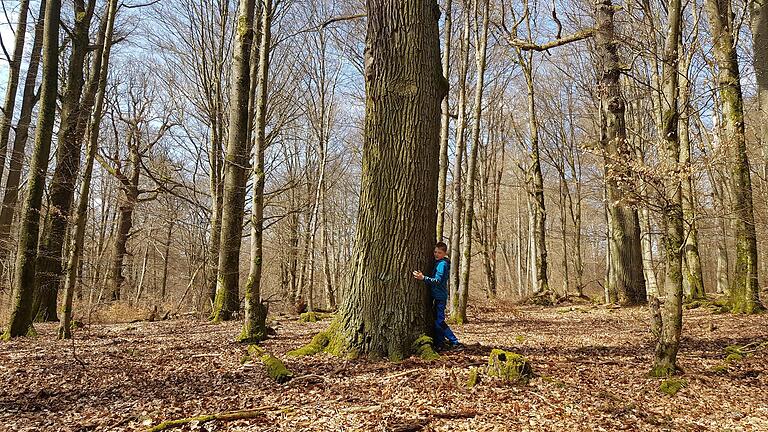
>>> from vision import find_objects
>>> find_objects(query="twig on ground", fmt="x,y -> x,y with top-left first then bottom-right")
384,369 -> 419,380
146,406 -> 277,432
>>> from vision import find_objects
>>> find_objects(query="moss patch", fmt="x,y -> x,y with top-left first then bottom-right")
659,378 -> 687,396
487,349 -> 533,384
411,335 -> 440,361
467,367 -> 481,389
245,345 -> 293,383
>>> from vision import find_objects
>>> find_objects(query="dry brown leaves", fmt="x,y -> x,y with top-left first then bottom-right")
1,302 -> 766,431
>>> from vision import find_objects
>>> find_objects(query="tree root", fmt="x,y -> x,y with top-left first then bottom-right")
243,345 -> 293,383
145,406 -> 276,432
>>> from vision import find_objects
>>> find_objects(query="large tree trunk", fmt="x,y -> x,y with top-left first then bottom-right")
0,0 -> 46,263
651,0 -> 684,376
455,0 -> 489,324
0,0 -> 31,188
323,0 -> 445,359
2,0 -> 62,339
448,6 -> 470,315
240,0 -> 271,343
436,0 -> 452,242
34,0 -> 97,321
705,0 -> 764,313
210,0 -> 257,322
596,0 -> 646,306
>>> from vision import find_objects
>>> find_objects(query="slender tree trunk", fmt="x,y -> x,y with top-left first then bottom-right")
0,0 -> 31,187
240,0 -> 271,342
596,0 -> 646,306
436,0 -> 452,241
704,0 -> 763,313
750,0 -> 768,180
523,62 -> 549,296
135,234 -> 152,303
58,0 -> 115,337
678,50 -> 705,301
651,0 -> 684,376
211,0 -> 257,322
449,4 -> 471,315
558,179 -> 569,297
2,0 -> 62,339
455,0 -> 489,324
34,0 -> 97,321
323,0 -> 445,359
0,0 -> 46,263
160,221 -> 174,300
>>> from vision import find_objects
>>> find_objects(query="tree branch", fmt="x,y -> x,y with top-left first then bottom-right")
508,29 -> 595,51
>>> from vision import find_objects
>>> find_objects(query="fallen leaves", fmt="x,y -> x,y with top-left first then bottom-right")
0,303 -> 766,431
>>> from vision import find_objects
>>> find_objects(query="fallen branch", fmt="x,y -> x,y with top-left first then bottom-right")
146,406 -> 276,432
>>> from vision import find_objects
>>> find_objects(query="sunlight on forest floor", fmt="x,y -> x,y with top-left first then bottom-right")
1,302 -> 766,431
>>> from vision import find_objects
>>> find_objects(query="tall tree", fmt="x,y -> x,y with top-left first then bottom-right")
2,0 -> 62,339
596,0 -> 646,305
436,0 -> 452,241
240,0 -> 272,343
704,0 -> 763,313
318,0 -> 446,358
0,0 -> 46,263
651,0 -> 684,376
60,0 -> 119,338
448,3 -> 471,313
211,0 -> 257,322
750,0 -> 767,179
454,0 -> 489,324
678,34 -> 705,301
0,0 -> 31,188
34,0 -> 97,321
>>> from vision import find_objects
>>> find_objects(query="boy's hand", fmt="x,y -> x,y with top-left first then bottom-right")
412,270 -> 424,280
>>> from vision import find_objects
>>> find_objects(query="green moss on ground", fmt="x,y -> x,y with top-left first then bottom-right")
246,345 -> 293,383
487,349 -> 533,383
411,335 -> 440,361
659,378 -> 687,396
467,367 -> 481,389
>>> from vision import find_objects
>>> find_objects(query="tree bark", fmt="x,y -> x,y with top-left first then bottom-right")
34,0 -> 97,321
436,0 -> 452,242
448,4 -> 471,315
0,0 -> 31,188
211,0 -> 257,321
596,0 -> 646,306
651,0 -> 684,376
455,0 -> 489,324
750,0 -> 768,181
240,0 -> 271,343
704,0 -> 763,313
678,47 -> 705,301
2,0 -> 62,339
324,0 -> 445,359
0,0 -> 46,263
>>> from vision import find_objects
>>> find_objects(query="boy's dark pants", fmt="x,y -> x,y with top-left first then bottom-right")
434,300 -> 459,348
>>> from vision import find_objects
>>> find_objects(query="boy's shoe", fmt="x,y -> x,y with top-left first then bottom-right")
447,342 -> 465,351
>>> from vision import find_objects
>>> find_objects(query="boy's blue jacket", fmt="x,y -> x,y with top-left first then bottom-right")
424,258 -> 450,301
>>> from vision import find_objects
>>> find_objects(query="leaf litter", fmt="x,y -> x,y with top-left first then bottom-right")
0,302 -> 766,431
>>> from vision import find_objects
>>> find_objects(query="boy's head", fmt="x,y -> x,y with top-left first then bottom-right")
434,242 -> 448,260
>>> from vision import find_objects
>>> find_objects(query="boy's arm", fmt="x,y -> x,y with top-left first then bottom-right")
423,261 -> 447,286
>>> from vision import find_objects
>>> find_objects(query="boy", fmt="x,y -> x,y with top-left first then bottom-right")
413,242 -> 462,351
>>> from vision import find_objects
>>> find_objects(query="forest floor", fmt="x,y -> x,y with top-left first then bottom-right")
1,301 -> 767,432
